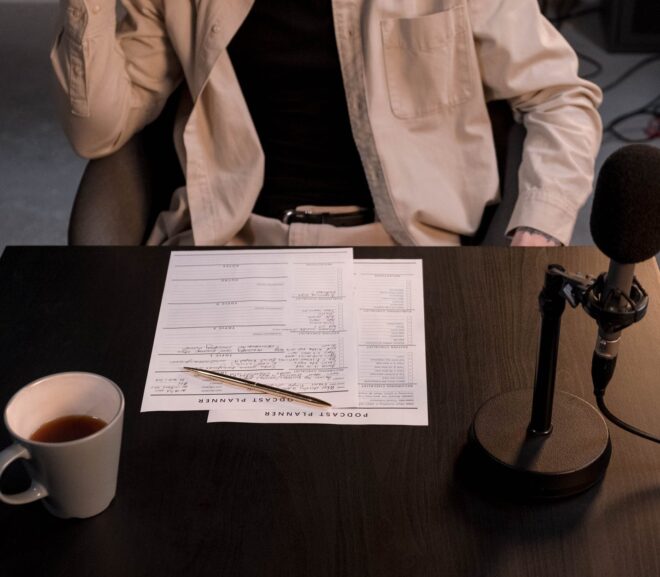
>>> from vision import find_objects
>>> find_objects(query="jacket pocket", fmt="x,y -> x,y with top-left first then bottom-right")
380,6 -> 474,119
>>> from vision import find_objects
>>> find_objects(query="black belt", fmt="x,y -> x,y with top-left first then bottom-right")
281,207 -> 375,227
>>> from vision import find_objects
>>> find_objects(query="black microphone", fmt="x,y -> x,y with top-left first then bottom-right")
465,144 -> 660,499
589,144 -> 660,392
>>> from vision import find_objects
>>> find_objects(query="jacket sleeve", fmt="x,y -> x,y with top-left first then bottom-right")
50,0 -> 182,158
468,0 -> 602,245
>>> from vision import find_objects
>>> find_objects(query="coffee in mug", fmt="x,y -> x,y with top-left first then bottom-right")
30,415 -> 108,443
0,372 -> 124,518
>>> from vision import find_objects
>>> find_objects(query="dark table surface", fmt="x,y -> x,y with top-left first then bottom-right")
0,246 -> 659,577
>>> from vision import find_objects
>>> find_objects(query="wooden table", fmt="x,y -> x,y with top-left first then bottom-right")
1,246 -> 659,577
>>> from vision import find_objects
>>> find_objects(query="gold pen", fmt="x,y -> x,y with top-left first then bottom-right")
183,367 -> 332,408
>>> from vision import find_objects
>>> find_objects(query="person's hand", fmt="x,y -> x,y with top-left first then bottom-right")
510,228 -> 562,247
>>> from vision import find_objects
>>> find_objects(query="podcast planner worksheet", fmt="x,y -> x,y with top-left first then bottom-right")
208,259 -> 428,426
141,249 -> 357,411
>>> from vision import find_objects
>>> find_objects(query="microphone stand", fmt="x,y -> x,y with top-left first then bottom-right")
527,266 -> 568,436
468,264 -> 646,499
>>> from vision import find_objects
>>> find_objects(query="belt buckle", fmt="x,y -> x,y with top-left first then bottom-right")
281,209 -> 311,224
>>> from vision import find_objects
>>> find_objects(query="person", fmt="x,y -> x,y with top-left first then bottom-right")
51,0 -> 602,247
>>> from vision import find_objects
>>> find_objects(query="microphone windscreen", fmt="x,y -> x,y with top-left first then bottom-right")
590,144 -> 660,264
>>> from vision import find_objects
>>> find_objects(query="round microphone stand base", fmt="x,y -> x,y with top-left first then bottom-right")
468,389 -> 611,499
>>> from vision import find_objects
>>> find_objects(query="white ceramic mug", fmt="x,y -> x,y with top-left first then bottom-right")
0,372 -> 124,519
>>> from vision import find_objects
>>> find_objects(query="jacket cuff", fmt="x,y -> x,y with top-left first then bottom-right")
506,188 -> 580,246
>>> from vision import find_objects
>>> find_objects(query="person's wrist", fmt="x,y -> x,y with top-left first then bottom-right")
510,227 -> 562,247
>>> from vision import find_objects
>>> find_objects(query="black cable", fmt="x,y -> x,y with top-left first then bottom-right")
577,51 -> 603,80
597,46 -> 660,143
605,94 -> 660,143
601,54 -> 660,93
595,393 -> 660,444
541,2 -> 658,140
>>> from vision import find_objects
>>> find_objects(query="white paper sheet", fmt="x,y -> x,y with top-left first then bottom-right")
141,249 -> 357,411
208,259 -> 428,426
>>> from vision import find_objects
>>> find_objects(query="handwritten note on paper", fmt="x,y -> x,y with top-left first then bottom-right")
140,249 -> 357,411
207,259 -> 428,426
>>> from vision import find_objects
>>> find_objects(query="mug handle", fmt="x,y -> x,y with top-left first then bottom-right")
0,443 -> 48,505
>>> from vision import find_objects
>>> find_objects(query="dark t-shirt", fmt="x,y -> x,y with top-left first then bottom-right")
227,0 -> 374,219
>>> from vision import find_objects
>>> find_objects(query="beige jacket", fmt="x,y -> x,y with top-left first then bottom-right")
51,0 -> 602,246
